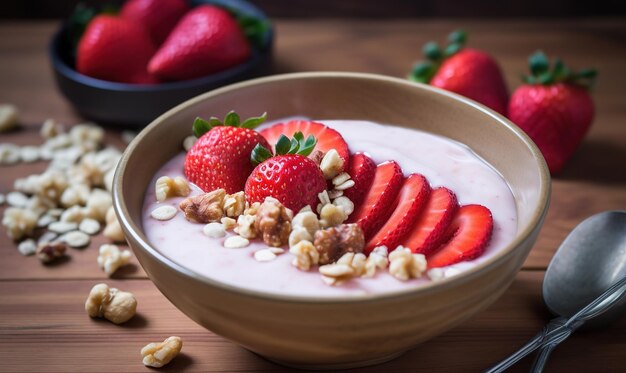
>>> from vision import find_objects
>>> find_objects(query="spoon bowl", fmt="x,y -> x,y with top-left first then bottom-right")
543,210 -> 626,327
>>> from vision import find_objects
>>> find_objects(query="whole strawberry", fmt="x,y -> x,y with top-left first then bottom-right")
77,15 -> 157,84
245,133 -> 327,212
508,51 -> 597,174
409,30 -> 509,115
120,0 -> 189,46
184,111 -> 269,193
148,5 -> 252,81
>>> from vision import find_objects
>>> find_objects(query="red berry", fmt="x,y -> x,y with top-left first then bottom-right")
120,0 -> 190,46
431,49 -> 509,115
365,174 -> 431,254
184,126 -> 269,193
347,161 -> 404,239
427,204 -> 493,267
260,120 -> 350,172
400,187 -> 458,255
342,152 -> 376,208
77,15 -> 157,84
148,5 -> 251,81
508,83 -> 594,174
245,154 -> 327,212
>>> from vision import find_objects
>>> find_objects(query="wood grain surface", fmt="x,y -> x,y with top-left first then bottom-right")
1,19 -> 625,372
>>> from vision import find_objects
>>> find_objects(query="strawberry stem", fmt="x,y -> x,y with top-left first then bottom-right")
192,111 -> 267,137
523,50 -> 598,88
251,131 -> 317,165
408,29 -> 467,84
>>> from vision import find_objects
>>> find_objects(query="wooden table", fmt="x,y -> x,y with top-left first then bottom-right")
1,18 -> 625,372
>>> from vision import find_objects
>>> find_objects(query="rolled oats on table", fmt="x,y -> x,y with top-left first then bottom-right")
6,191 -> 29,207
0,143 -> 20,165
79,218 -> 101,235
61,230 -> 91,248
17,239 -> 37,256
36,241 -> 67,263
19,146 -> 40,163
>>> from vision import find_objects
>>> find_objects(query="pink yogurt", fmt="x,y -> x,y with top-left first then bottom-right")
142,120 -> 518,298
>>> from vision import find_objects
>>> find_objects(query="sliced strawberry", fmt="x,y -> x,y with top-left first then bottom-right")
400,187 -> 458,255
343,152 -> 376,207
364,174 -> 431,254
347,161 -> 404,239
427,204 -> 493,268
260,120 -> 350,171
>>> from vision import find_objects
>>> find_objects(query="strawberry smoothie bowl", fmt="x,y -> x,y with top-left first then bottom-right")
114,72 -> 550,368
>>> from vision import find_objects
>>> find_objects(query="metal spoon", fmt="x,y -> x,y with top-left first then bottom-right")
486,210 -> 626,373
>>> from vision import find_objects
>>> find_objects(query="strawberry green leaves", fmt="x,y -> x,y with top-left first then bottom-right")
251,131 -> 317,165
409,29 -> 467,84
523,50 -> 598,88
192,111 -> 267,138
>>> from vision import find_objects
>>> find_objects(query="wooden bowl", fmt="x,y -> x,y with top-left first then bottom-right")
114,72 -> 550,369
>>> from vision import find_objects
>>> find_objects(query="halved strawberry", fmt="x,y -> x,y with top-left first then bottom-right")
260,120 -> 350,170
364,174 -> 431,254
400,187 -> 458,255
427,204 -> 493,268
343,152 -> 376,207
347,161 -> 404,239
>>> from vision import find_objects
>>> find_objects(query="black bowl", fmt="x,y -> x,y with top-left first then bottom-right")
49,0 -> 274,127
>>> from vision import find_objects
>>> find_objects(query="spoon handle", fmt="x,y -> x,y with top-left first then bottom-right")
529,276 -> 626,373
483,326 -> 552,373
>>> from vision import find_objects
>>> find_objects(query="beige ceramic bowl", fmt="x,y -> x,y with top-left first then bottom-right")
114,72 -> 550,369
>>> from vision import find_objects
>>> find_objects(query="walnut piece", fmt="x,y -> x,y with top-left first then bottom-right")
223,191 -> 245,217
179,189 -> 225,223
388,246 -> 427,281
254,198 -> 292,247
221,217 -> 237,230
36,242 -> 67,263
97,244 -> 132,276
313,223 -> 364,265
85,283 -> 137,324
155,176 -> 190,202
289,240 -> 319,271
319,203 -> 347,228
2,207 -> 38,240
141,336 -> 183,368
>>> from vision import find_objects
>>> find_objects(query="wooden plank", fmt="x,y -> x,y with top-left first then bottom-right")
0,272 -> 624,372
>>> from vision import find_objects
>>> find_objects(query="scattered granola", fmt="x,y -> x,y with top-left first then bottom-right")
364,245 -> 390,277
220,216 -> 236,230
97,244 -> 132,276
2,207 -> 38,240
155,176 -> 190,202
235,214 -> 257,239
203,222 -> 226,238
62,230 -> 91,248
388,246 -> 427,281
183,135 -> 196,151
224,235 -> 250,249
17,239 -> 37,256
320,149 -> 344,179
289,240 -> 319,271
85,283 -> 137,324
223,191 -> 245,217
319,203 -> 347,228
0,143 -> 20,165
427,268 -> 445,282
254,248 -> 277,262
151,205 -> 178,221
141,336 -> 183,368
6,191 -> 29,207
103,206 -> 126,243
48,221 -> 78,234
79,218 -> 101,235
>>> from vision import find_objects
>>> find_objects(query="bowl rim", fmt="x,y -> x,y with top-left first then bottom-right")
114,71 -> 551,304
48,0 -> 274,93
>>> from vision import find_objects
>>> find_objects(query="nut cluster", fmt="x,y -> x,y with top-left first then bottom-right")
1,115 -> 127,262
179,189 -> 226,223
313,224 -> 365,265
254,198 -> 292,247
